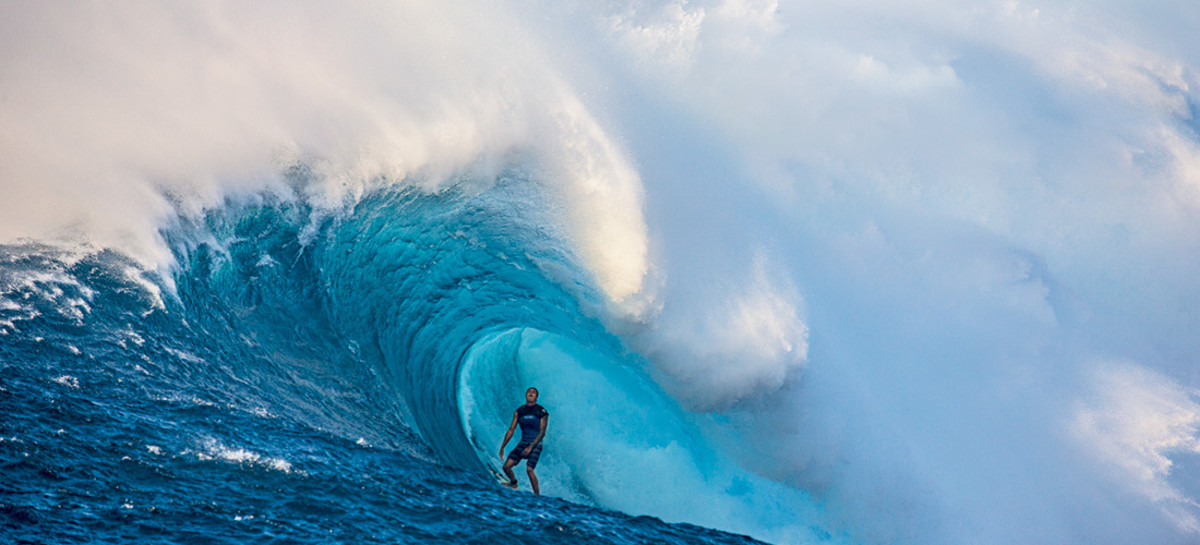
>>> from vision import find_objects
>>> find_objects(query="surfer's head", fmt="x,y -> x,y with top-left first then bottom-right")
525,387 -> 539,404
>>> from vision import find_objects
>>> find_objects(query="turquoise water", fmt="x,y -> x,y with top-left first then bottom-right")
0,175 -> 832,544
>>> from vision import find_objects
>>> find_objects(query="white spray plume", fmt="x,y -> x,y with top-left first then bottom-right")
0,1 -> 648,304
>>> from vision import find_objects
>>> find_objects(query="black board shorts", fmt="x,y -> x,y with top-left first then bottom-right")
506,441 -> 542,469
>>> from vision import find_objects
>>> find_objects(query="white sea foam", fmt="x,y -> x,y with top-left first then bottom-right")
0,268 -> 95,326
195,439 -> 295,474
4,2 -> 1200,544
250,407 -> 275,419
52,375 -> 79,389
122,266 -> 166,312
121,329 -> 146,347
163,347 -> 205,365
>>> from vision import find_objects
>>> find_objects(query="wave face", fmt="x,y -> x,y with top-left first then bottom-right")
1,175 -> 833,544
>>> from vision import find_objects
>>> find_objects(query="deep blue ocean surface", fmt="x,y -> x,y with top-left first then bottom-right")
0,176 -> 802,544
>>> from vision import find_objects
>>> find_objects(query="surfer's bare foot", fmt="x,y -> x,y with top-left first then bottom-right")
504,479 -> 518,490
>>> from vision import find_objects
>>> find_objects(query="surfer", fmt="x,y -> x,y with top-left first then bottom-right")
498,387 -> 548,494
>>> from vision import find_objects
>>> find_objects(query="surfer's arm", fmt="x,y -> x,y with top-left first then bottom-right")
498,411 -> 518,458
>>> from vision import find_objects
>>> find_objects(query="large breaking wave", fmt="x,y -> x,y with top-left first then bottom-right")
5,2 -> 1200,544
156,173 -> 831,543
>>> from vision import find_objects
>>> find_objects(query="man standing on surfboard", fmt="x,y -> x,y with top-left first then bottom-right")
498,387 -> 548,494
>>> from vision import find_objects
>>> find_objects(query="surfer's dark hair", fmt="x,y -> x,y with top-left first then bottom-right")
527,387 -> 538,395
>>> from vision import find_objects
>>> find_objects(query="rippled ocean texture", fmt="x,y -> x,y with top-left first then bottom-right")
0,183 -> 790,544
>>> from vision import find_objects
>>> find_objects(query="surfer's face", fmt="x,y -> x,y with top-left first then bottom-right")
525,388 -> 538,404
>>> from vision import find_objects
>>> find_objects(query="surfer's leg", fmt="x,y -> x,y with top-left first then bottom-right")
526,465 -> 539,495
524,443 -> 542,494
501,457 -> 519,487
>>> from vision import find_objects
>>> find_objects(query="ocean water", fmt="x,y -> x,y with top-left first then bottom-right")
0,180 -> 813,544
5,2 -> 1200,544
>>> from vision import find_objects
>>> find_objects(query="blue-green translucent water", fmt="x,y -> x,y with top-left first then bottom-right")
1,176 -> 811,544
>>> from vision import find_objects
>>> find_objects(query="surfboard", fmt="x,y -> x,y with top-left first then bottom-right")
489,466 -> 518,489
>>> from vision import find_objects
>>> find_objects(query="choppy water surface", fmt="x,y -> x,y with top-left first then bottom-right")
0,183 -> 786,544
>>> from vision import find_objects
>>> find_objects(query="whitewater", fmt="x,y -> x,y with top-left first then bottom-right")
3,2 -> 1200,544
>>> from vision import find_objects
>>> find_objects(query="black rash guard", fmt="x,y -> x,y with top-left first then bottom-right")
516,404 -> 548,443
